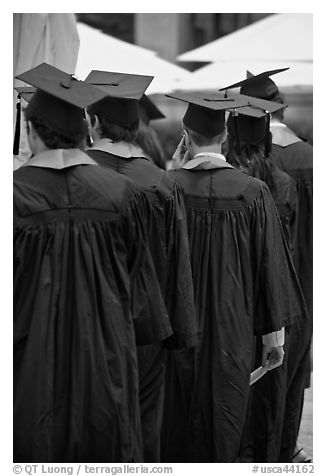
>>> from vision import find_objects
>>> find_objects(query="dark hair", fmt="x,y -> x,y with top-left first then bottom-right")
89,113 -> 138,143
271,91 -> 285,121
136,121 -> 166,169
25,114 -> 87,149
185,126 -> 226,147
227,137 -> 276,195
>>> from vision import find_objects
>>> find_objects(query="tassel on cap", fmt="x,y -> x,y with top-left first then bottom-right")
13,94 -> 21,156
231,108 -> 241,155
264,112 -> 271,157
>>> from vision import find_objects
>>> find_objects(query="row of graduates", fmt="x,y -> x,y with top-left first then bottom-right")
13,63 -> 312,463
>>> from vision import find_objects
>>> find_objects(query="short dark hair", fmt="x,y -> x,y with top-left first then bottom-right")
89,113 -> 139,143
271,91 -> 285,121
185,125 -> 226,147
25,113 -> 87,149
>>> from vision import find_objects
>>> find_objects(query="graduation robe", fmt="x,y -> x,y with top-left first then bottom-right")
271,124 -> 313,461
161,154 -> 306,463
234,153 -> 304,462
86,140 -> 197,462
14,149 -> 149,463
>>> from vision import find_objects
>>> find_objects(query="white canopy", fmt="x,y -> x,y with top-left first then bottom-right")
174,60 -> 313,91
177,13 -> 312,63
75,23 -> 192,95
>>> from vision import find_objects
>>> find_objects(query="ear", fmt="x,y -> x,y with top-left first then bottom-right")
89,114 -> 100,129
221,126 -> 228,144
184,129 -> 191,147
28,121 -> 37,140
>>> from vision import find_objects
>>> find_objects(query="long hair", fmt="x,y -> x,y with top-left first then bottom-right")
227,133 -> 276,195
136,121 -> 167,170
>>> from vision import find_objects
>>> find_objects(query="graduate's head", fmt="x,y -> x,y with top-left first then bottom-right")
220,68 -> 288,122
84,70 -> 153,144
165,92 -> 245,159
223,94 -> 287,159
86,98 -> 140,143
24,95 -> 88,150
15,63 -> 107,154
183,123 -> 227,151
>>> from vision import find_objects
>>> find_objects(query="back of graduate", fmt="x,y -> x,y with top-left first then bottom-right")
13,64 -> 149,462
84,70 -> 197,462
160,92 -> 307,462
222,69 -> 312,462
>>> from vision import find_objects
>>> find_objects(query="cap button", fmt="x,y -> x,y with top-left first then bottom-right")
60,75 -> 77,89
60,80 -> 72,89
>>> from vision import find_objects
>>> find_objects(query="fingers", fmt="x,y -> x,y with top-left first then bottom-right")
172,134 -> 187,169
262,346 -> 284,370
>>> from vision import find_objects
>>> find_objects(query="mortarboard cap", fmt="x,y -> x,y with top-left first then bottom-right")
219,68 -> 289,101
15,86 -> 36,103
15,63 -> 108,136
85,70 -> 153,129
139,94 -> 165,125
166,91 -> 246,138
225,93 -> 287,156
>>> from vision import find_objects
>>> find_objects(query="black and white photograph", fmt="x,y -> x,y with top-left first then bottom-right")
10,8 -> 315,474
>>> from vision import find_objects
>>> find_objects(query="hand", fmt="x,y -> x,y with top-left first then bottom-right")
172,134 -> 189,169
262,345 -> 284,370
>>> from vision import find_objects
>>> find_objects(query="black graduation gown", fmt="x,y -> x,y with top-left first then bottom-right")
237,157 -> 302,462
86,142 -> 197,462
14,150 -> 149,463
271,128 -> 313,461
161,157 -> 306,463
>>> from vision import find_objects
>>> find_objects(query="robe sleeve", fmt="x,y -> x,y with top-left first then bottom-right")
270,166 -> 298,253
123,187 -> 173,345
250,183 -> 308,336
163,182 -> 198,349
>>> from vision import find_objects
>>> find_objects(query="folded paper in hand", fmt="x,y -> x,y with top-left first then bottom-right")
250,366 -> 268,385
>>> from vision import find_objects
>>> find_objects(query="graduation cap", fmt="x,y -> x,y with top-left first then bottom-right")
15,86 -> 36,103
139,95 -> 165,125
225,92 -> 287,157
166,91 -> 247,138
219,68 -> 289,101
14,63 -> 108,155
85,70 -> 154,129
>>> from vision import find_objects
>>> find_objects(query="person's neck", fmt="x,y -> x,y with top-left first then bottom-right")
32,142 -> 50,156
270,116 -> 283,124
192,143 -> 223,157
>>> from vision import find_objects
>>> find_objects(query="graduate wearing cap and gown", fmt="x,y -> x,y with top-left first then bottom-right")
84,70 -> 197,462
221,71 -> 312,462
224,95 -> 297,257
13,63 -> 162,463
136,95 -> 167,170
160,92 -> 307,463
224,103 -> 297,463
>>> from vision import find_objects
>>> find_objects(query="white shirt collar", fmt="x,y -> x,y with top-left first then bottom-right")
89,138 -> 150,160
22,149 -> 98,169
182,152 -> 233,170
270,123 -> 302,147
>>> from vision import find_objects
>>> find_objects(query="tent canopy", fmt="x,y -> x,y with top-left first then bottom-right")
174,60 -> 312,92
177,13 -> 312,63
75,23 -> 191,95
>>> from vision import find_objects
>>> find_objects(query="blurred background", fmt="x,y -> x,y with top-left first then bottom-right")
13,13 -> 313,166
